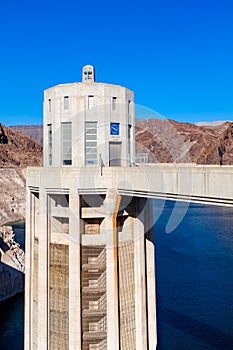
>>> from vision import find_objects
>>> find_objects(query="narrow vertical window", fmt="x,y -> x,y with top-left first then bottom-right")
85,122 -> 97,165
48,124 -> 52,166
128,124 -> 132,165
48,99 -> 51,112
112,97 -> 117,110
64,96 -> 69,110
88,95 -> 94,109
62,122 -> 72,165
128,100 -> 131,115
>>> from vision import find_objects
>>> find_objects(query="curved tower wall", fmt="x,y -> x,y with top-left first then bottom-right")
43,81 -> 135,168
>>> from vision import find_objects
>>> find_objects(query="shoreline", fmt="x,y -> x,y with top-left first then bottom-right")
0,224 -> 25,302
4,219 -> 25,226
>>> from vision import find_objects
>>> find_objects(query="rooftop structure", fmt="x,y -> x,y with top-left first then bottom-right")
44,64 -> 135,168
82,65 -> 95,82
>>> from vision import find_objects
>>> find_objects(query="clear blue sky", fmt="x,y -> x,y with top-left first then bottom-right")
1,0 -> 233,125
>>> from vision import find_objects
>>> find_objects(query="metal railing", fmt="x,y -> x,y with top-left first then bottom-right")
134,153 -> 149,165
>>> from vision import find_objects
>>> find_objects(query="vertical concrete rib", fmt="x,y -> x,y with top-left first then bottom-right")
104,189 -> 121,350
37,187 -> 48,349
134,216 -> 148,350
24,186 -> 32,350
69,192 -> 81,349
146,239 -> 157,350
144,199 -> 157,350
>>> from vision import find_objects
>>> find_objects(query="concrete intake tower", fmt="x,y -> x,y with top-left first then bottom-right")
25,65 -> 157,350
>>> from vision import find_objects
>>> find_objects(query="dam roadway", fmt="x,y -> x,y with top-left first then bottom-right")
27,163 -> 233,207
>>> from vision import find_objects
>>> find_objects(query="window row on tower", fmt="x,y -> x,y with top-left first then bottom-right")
47,121 -> 133,167
47,122 -> 114,166
47,96 -> 132,113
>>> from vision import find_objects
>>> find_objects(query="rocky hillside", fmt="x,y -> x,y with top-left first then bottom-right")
0,123 -> 42,167
0,123 -> 43,225
8,120 -> 233,165
0,225 -> 24,302
9,124 -> 43,144
0,168 -> 26,226
135,119 -> 233,165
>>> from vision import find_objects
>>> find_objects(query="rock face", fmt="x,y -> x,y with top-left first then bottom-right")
0,124 -> 33,301
9,124 -> 43,144
0,123 -> 42,226
0,226 -> 25,272
0,227 -> 25,302
135,119 -> 233,165
0,168 -> 26,226
0,123 -> 42,167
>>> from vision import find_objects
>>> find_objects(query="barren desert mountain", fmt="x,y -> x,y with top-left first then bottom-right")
135,119 -> 233,165
0,168 -> 26,226
9,124 -> 43,144
0,123 -> 42,167
7,119 -> 233,166
0,123 -> 43,225
195,120 -> 233,127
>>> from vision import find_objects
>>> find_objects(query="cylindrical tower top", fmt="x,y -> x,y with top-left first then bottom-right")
82,65 -> 95,82
43,66 -> 135,168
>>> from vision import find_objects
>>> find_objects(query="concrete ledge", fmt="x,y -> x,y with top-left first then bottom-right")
27,164 -> 233,207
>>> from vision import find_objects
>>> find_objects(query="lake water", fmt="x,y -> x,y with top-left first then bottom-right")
154,201 -> 233,350
0,202 -> 233,349
0,221 -> 25,349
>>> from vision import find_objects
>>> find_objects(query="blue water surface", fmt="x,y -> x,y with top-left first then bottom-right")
0,293 -> 24,350
154,201 -> 233,350
0,222 -> 24,350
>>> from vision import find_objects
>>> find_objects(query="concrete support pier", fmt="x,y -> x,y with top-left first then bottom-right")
25,182 -> 157,349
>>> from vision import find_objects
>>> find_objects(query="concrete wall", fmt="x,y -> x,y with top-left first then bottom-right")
27,164 -> 233,206
43,82 -> 135,168
25,174 -> 157,349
